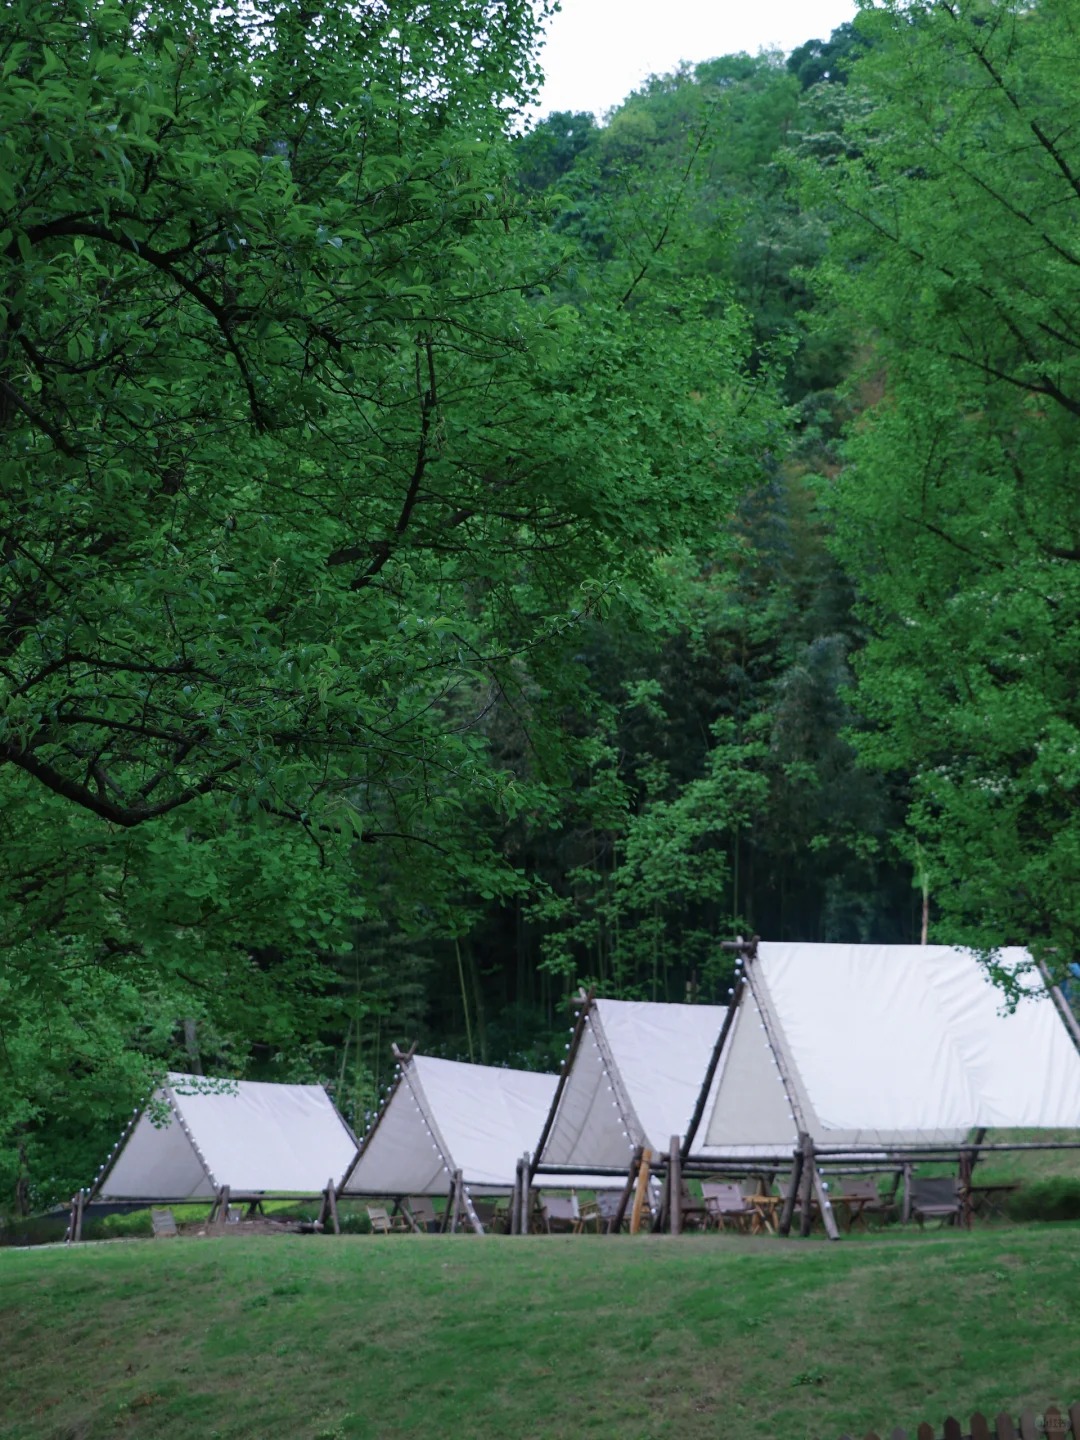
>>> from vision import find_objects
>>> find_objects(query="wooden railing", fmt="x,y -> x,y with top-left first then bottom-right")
840,1404 -> 1080,1439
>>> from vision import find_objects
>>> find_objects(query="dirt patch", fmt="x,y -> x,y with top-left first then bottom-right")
176,1217 -> 322,1239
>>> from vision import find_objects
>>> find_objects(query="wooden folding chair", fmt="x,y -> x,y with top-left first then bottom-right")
540,1194 -> 579,1233
405,1196 -> 438,1232
367,1205 -> 408,1234
911,1177 -> 962,1228
594,1191 -> 627,1233
702,1182 -> 754,1233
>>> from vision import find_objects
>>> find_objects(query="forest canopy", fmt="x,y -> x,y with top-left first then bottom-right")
2,0 -> 1077,1212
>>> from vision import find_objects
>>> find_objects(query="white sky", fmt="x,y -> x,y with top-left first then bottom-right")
534,0 -> 860,121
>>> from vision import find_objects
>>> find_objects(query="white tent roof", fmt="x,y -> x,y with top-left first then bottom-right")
537,998 -> 728,1173
698,942 -> 1080,1155
339,1055 -> 612,1197
96,1075 -> 357,1201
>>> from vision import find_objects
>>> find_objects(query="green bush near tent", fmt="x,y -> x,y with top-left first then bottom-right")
1006,1179 -> 1080,1224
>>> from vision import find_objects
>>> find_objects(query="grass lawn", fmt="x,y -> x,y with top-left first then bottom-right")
2,1225 -> 1079,1440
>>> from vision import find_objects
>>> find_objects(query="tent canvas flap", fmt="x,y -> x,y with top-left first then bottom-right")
96,1074 -> 356,1201
340,1066 -> 457,1197
537,1014 -> 636,1171
697,942 -> 1080,1155
595,999 -> 728,1154
167,1076 -> 356,1193
97,1105 -> 215,1202
700,994 -> 800,1154
539,999 -> 728,1171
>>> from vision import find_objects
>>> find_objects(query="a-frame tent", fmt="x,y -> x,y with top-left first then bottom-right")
682,941 -> 1080,1235
531,997 -> 728,1188
89,1074 -> 358,1212
338,1052 -> 609,1233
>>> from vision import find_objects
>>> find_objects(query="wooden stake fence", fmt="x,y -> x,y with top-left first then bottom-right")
840,1402 -> 1080,1439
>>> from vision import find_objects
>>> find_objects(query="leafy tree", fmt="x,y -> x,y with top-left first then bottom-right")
812,0 -> 1080,978
0,0 -> 778,1202
786,23 -> 867,91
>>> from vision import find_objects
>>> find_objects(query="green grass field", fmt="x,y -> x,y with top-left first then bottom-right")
2,1224 -> 1079,1440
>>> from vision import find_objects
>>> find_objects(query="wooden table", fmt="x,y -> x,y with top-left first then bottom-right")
833,1193 -> 876,1232
747,1195 -> 784,1235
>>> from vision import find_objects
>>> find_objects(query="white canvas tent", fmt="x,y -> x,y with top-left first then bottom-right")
533,998 -> 729,1182
689,942 -> 1080,1160
92,1074 -> 358,1204
338,1053 -> 614,1232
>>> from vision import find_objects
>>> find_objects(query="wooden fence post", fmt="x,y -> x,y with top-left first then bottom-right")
609,1148 -> 642,1234
798,1135 -> 815,1238
509,1159 -> 520,1235
450,1169 -> 464,1234
521,1152 -> 533,1235
779,1144 -> 803,1237
326,1179 -> 341,1236
847,1402 -> 1078,1439
214,1185 -> 230,1233
811,1162 -> 840,1242
518,1156 -> 528,1234
440,1173 -> 455,1234
67,1190 -> 86,1245
629,1147 -> 652,1235
669,1135 -> 682,1236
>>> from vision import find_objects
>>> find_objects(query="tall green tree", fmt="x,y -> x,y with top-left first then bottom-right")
0,0 -> 777,1203
812,0 -> 1080,979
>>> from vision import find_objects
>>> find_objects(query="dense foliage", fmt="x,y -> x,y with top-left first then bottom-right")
4,0 -> 1077,1214
812,0 -> 1080,985
0,0 -> 779,1204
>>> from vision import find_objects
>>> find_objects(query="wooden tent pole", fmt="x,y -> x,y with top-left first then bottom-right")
509,1159 -> 521,1235
811,1163 -> 840,1241
778,1144 -> 803,1237
669,1135 -> 683,1236
326,1178 -> 341,1236
68,1189 -> 86,1245
440,1173 -> 455,1234
629,1147 -> 652,1235
462,1186 -> 485,1236
609,1147 -> 642,1234
681,973 -> 746,1160
521,1152 -> 533,1236
798,1136 -> 815,1239
518,1153 -> 530,1235
902,1162 -> 913,1224
450,1169 -> 464,1234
